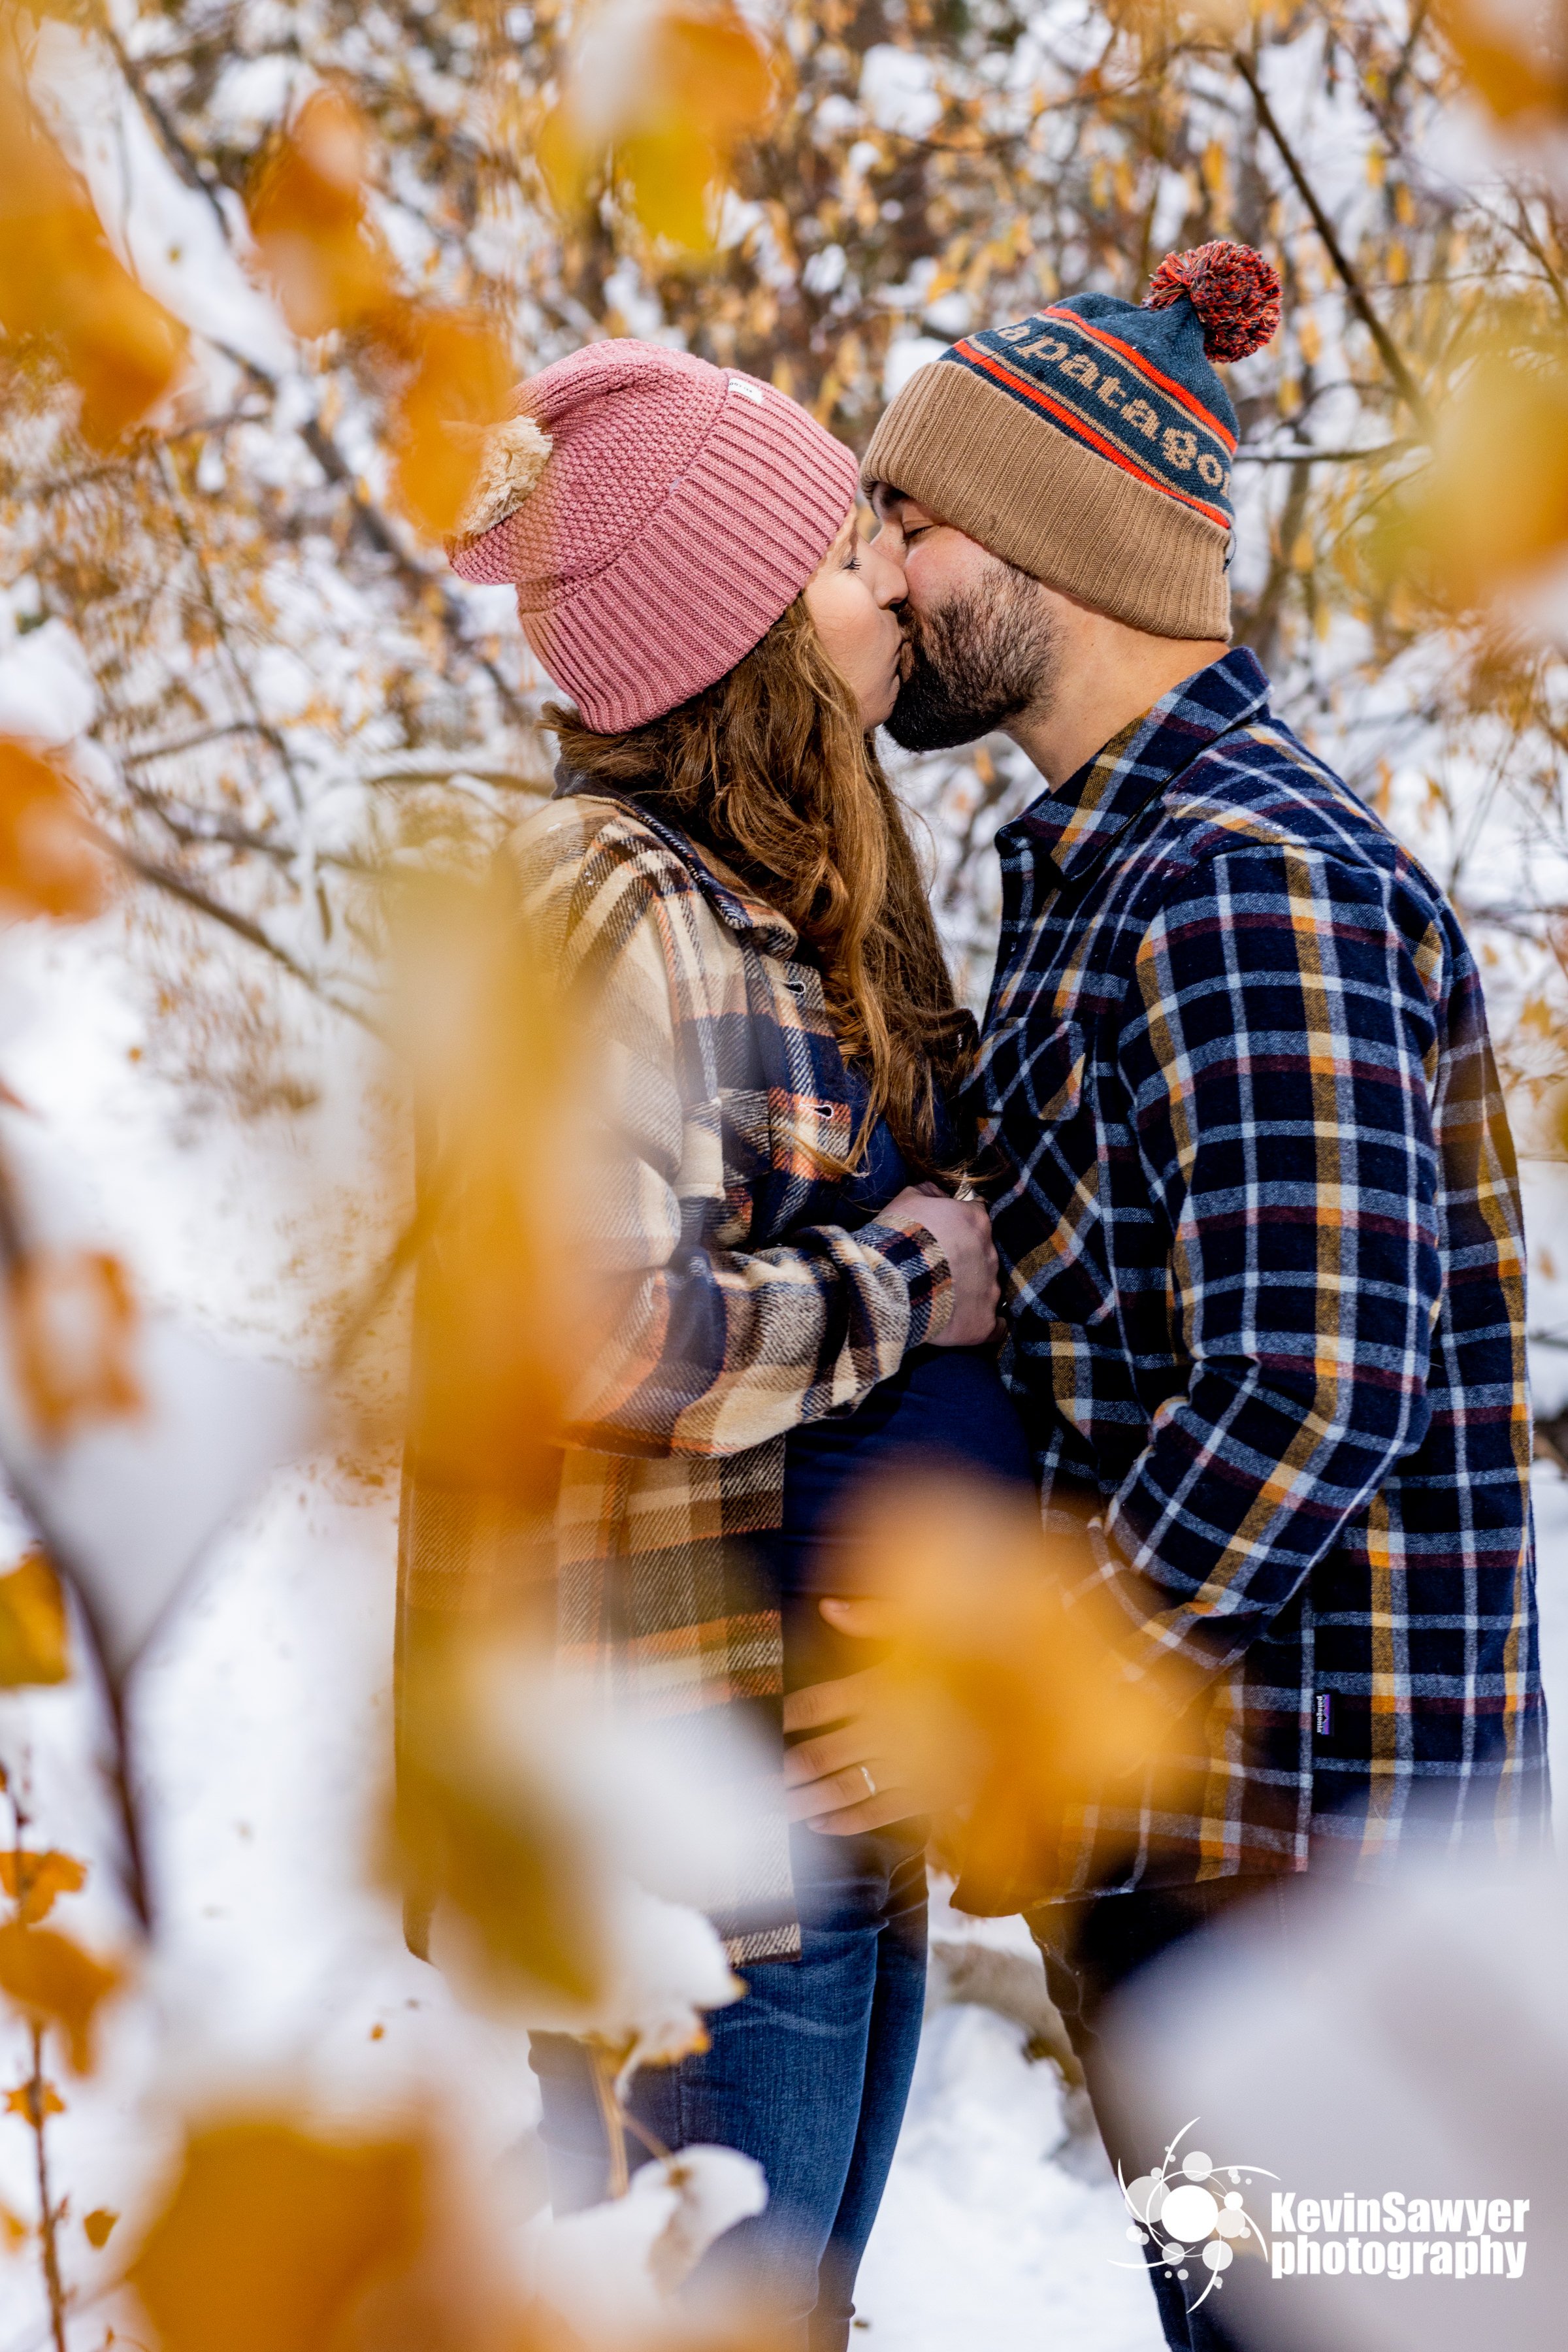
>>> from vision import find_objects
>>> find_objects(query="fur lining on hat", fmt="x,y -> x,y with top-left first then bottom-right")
453,413 -> 553,542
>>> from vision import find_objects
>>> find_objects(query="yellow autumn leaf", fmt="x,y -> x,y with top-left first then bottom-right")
382,305 -> 515,540
393,872 -> 596,1504
0,742 -> 113,923
4,2078 -> 64,2117
391,1642 -> 609,2010
0,49 -> 188,446
0,1552 -> 69,1688
1434,0 -> 1568,120
8,1247 -> 143,1443
619,125 -> 723,251
0,1921 -> 123,2072
82,2206 -> 118,2248
127,2119 -> 423,2352
246,87 -> 395,340
1377,334 -> 1568,604
832,1476 -> 1192,1912
542,3 -> 774,251
0,1847 -> 88,1926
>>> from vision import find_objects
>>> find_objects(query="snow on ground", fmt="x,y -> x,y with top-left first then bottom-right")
1,915 -> 1566,2350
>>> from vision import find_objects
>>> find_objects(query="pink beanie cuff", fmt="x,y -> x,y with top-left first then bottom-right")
449,342 -> 859,732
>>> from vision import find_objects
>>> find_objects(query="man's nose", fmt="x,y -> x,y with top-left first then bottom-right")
873,548 -> 907,607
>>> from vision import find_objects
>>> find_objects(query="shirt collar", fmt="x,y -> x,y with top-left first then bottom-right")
552,764 -> 800,955
1002,646 -> 1273,883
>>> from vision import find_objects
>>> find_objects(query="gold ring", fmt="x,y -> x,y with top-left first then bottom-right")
860,1765 -> 877,1799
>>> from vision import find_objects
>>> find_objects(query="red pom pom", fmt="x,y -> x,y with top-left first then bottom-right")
1143,240 -> 1281,363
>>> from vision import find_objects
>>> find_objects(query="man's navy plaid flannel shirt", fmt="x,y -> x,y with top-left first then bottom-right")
973,647 -> 1547,1896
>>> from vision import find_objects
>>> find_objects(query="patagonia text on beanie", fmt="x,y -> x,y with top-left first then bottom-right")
861,240 -> 1281,641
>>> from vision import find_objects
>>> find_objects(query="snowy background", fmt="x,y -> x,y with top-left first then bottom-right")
0,898 -> 1563,2352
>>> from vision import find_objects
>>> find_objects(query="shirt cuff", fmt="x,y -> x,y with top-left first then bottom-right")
856,1216 -> 955,1347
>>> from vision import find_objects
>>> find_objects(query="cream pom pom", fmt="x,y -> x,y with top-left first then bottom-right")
452,411 -> 554,542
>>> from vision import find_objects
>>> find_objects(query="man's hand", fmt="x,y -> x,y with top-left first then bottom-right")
781,1597 -> 924,1834
879,1184 -> 1001,1347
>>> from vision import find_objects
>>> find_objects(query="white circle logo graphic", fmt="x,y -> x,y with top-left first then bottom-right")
1117,2119 -> 1277,2315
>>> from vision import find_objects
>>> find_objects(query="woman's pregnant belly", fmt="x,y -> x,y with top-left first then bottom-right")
764,1345 -> 1036,1604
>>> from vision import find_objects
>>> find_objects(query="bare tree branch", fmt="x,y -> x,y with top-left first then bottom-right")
1230,45 -> 1435,434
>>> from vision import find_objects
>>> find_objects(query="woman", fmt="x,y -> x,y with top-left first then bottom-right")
433,339 -> 1034,2347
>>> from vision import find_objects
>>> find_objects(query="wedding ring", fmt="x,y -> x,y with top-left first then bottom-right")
859,1765 -> 877,1799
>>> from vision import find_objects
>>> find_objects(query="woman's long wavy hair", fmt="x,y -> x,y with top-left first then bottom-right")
547,597 -> 973,1184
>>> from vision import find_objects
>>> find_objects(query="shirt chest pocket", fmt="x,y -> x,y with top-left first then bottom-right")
977,1015 -> 1116,1330
711,1083 -> 849,1248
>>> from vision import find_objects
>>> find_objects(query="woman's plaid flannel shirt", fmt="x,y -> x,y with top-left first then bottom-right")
398,787 -> 955,1963
977,647 -> 1548,1901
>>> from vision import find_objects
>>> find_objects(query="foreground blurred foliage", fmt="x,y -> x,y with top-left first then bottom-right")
0,14 -> 188,446
540,4 -> 776,249
246,88 -> 515,537
127,2119 -> 428,2352
832,1478 -> 1192,1906
0,1550 -> 68,1686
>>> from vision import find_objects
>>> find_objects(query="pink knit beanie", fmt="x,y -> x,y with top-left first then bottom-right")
448,340 -> 860,732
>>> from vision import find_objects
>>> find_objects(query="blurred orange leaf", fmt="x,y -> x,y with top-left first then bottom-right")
617,127 -> 723,250
127,2119 -> 423,2352
542,4 -> 774,250
248,100 -> 511,538
847,1478 -> 1191,1911
0,52 -> 188,445
82,2206 -> 118,2247
0,1847 -> 87,1925
397,879 -> 589,1501
9,1247 -> 142,1442
0,2197 -> 27,2249
392,1646 -> 608,2010
1435,0 -> 1568,119
5,2077 -> 64,2117
0,1551 -> 69,1688
1377,335 -> 1568,606
246,87 -> 395,340
0,742 -> 110,922
0,1920 -> 123,2072
383,306 -> 515,540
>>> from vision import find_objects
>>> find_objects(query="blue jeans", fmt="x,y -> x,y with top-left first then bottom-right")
531,1816 -> 928,2352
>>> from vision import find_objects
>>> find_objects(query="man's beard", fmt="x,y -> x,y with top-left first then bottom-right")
886,560 -> 1061,753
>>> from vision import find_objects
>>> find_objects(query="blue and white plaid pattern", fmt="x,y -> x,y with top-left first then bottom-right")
974,648 -> 1547,1897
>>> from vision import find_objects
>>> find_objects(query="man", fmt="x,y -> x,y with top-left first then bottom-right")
862,240 -> 1548,2350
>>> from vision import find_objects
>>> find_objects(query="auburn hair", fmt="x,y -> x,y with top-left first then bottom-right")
546,597 -> 973,1184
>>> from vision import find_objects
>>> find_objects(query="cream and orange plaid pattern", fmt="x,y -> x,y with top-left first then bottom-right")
399,787 -> 954,1961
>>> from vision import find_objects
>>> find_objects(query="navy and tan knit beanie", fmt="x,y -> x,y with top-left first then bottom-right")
862,240 -> 1281,642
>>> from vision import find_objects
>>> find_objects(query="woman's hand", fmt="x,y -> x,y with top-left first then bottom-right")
781,1597 -> 924,1834
879,1184 -> 1001,1347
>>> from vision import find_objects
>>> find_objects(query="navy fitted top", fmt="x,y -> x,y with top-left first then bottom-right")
761,1092 -> 1034,1609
